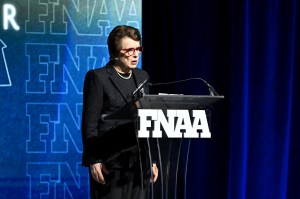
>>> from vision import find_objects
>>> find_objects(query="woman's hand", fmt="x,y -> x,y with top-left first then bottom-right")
151,163 -> 159,183
90,163 -> 109,184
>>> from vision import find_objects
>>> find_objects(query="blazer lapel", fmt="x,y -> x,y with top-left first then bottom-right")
132,69 -> 143,86
107,65 -> 132,103
132,68 -> 149,94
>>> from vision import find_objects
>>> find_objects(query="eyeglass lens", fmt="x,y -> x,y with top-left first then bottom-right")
127,47 -> 143,56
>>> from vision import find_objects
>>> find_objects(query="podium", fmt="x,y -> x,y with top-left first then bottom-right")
102,94 -> 224,199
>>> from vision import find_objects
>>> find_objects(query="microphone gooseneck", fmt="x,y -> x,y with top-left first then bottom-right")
132,77 -> 149,96
147,77 -> 219,96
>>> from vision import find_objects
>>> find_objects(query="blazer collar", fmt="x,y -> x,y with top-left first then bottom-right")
106,65 -> 140,103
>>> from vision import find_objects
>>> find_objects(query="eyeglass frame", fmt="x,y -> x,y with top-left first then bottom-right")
120,46 -> 144,57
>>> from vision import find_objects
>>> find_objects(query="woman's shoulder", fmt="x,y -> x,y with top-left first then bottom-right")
93,65 -> 109,73
83,67 -> 110,86
85,66 -> 109,77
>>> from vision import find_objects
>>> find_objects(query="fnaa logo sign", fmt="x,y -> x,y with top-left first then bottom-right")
138,109 -> 211,138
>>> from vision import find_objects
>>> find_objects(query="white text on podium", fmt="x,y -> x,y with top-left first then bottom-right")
138,109 -> 211,138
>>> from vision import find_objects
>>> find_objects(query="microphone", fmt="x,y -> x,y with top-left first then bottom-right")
132,77 -> 149,96
146,77 -> 219,96
197,78 -> 219,96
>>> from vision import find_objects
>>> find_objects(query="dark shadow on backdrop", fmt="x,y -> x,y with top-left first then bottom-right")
142,1 -> 231,199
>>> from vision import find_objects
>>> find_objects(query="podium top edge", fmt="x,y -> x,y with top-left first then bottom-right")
143,94 -> 225,98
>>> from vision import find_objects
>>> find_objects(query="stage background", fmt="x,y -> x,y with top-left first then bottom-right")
143,0 -> 299,199
1,0 -> 300,199
0,0 -> 141,198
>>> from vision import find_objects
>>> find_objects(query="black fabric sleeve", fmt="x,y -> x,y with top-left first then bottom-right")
81,70 -> 103,166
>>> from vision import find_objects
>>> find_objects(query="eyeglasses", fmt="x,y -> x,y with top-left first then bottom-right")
121,46 -> 144,56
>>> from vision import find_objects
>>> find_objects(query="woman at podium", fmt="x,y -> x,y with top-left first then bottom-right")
81,25 -> 158,199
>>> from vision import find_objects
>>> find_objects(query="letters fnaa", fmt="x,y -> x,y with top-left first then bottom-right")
138,109 -> 211,138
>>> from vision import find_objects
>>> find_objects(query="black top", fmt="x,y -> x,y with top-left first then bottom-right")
116,72 -> 137,101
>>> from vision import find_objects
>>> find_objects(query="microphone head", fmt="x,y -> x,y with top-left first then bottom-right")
146,82 -> 153,86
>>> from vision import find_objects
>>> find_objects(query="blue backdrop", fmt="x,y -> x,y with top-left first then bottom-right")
0,0 -> 141,198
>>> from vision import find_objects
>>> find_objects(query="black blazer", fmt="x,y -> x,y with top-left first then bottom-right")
81,64 -> 149,166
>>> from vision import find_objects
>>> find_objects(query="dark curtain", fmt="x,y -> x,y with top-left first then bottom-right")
142,0 -> 300,198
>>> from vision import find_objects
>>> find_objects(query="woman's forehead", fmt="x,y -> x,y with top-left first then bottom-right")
120,37 -> 140,48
